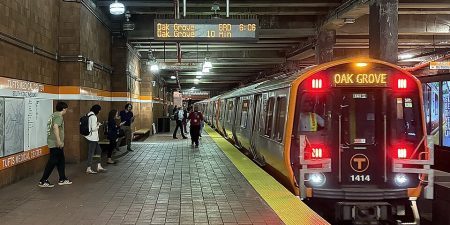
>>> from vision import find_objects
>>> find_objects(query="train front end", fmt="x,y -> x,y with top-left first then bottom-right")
289,59 -> 433,224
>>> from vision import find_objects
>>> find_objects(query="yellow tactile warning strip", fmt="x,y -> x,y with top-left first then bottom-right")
204,126 -> 330,225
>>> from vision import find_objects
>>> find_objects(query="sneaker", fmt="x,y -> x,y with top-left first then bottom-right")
173,137 -> 178,139
127,148 -> 133,152
86,168 -> 97,174
38,180 -> 55,188
58,179 -> 72,185
98,167 -> 107,172
107,159 -> 116,164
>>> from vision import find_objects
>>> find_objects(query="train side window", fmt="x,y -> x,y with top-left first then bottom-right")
274,97 -> 287,142
265,97 -> 275,136
394,97 -> 418,141
240,100 -> 250,128
227,101 -> 234,122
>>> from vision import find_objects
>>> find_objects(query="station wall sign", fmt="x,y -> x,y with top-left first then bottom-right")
430,61 -> 450,70
154,19 -> 259,42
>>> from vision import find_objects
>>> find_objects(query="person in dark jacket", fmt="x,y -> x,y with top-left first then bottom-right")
188,106 -> 203,148
107,109 -> 125,164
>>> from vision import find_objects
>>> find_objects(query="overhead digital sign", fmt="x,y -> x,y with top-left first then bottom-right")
333,73 -> 388,87
154,19 -> 258,41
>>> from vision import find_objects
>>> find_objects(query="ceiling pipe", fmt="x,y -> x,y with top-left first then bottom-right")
404,53 -> 450,72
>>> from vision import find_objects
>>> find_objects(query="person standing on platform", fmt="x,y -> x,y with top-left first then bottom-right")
173,107 -> 187,139
188,106 -> 203,148
120,103 -> 135,151
38,102 -> 72,188
106,109 -> 125,164
84,104 -> 107,174
182,107 -> 189,135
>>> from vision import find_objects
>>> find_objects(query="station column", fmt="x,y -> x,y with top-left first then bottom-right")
315,30 -> 336,64
369,0 -> 398,63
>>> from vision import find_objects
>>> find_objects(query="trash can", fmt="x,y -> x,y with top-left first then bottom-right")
158,117 -> 170,132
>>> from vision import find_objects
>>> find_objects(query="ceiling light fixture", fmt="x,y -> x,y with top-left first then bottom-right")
196,75 -> 202,79
344,18 -> 356,24
202,67 -> 210,73
170,75 -> 176,79
399,53 -> 414,60
110,0 -> 125,15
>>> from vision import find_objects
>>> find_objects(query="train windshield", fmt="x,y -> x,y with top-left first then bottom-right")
341,92 -> 376,145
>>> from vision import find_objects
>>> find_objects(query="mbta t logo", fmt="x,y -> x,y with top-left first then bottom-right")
350,154 -> 370,173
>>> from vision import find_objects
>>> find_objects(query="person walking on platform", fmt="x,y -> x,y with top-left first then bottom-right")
84,104 -> 107,174
182,107 -> 189,135
106,109 -> 125,164
173,107 -> 187,139
38,102 -> 72,188
188,106 -> 203,148
119,103 -> 135,151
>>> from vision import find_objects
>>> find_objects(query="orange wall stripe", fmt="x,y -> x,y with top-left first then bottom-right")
0,146 -> 50,171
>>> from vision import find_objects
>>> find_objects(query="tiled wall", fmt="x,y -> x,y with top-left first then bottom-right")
0,0 -> 171,188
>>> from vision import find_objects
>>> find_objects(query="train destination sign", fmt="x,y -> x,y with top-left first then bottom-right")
333,73 -> 388,87
154,19 -> 258,41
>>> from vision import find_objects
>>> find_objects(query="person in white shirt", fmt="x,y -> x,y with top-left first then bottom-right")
299,99 -> 325,132
173,107 -> 187,139
84,104 -> 107,174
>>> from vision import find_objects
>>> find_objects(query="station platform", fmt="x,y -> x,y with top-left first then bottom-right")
0,126 -> 327,225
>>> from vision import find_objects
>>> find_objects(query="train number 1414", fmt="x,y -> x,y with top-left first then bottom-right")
350,175 -> 371,182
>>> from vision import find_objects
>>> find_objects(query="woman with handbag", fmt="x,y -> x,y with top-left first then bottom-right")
107,109 -> 125,164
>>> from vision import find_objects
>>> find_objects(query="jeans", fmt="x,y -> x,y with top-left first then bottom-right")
173,120 -> 186,138
40,147 -> 67,182
87,140 -> 101,168
121,125 -> 132,150
190,125 -> 201,146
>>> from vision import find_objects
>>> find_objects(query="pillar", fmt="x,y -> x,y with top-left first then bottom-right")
369,0 -> 398,63
315,30 -> 336,64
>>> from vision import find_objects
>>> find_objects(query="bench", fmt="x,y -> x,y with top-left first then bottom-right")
133,128 -> 151,140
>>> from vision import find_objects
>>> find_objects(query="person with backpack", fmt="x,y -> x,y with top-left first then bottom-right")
119,103 -> 135,151
188,106 -> 203,148
173,106 -> 187,139
38,102 -> 72,188
82,104 -> 106,174
106,109 -> 125,164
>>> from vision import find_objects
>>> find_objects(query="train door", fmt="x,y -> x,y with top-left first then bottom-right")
338,90 -> 385,185
250,95 -> 262,158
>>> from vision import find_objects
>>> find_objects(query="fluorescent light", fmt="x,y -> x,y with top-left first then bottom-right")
344,18 -> 356,24
399,53 -> 414,60
196,76 -> 202,79
110,1 -> 125,15
202,67 -> 210,73
170,75 -> 176,79
194,79 -> 200,84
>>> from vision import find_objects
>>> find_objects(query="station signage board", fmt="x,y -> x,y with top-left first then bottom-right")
154,19 -> 258,42
333,73 -> 388,87
430,61 -> 450,70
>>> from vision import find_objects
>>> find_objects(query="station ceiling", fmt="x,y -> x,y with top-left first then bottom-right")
96,0 -> 450,93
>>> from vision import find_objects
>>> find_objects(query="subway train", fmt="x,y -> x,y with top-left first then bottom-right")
195,58 -> 434,225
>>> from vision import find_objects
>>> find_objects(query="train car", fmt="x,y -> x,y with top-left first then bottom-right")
197,58 -> 434,224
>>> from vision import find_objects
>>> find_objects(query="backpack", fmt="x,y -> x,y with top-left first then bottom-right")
173,110 -> 179,121
190,112 -> 201,126
80,114 -> 93,136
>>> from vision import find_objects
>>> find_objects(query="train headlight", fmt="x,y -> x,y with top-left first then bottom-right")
309,173 -> 326,186
394,174 -> 408,186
